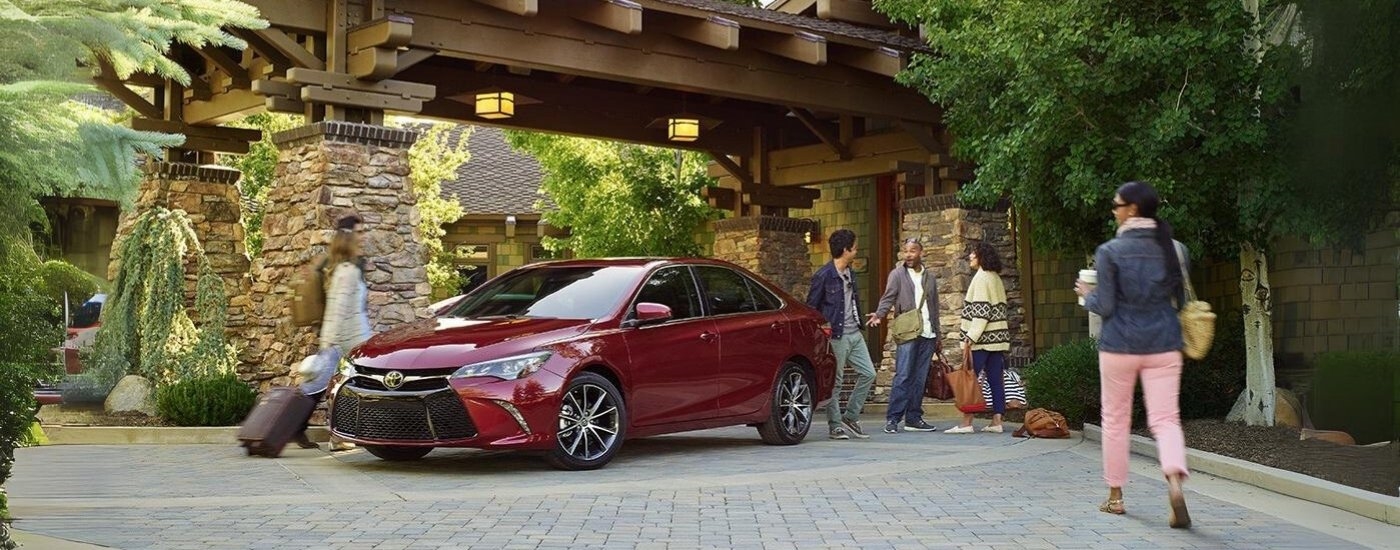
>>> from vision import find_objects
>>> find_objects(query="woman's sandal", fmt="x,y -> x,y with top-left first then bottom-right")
1168,478 -> 1192,529
1099,498 -> 1125,515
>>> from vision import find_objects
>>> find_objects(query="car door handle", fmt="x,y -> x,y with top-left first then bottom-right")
699,331 -> 717,342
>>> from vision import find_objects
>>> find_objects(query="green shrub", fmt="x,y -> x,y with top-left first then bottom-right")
36,260 -> 102,310
1026,320 -> 1248,428
155,373 -> 257,427
1309,350 -> 1399,445
1023,339 -> 1101,427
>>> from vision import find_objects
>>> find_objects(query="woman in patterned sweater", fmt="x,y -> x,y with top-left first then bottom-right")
946,242 -> 1011,434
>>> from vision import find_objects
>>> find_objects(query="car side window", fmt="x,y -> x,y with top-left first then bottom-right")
634,267 -> 702,320
744,277 -> 782,312
695,266 -> 760,316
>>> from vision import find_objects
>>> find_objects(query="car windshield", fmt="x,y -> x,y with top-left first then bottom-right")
70,297 -> 103,328
444,266 -> 640,320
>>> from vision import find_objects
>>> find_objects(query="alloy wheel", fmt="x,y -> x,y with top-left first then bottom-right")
778,370 -> 812,435
557,383 -> 621,461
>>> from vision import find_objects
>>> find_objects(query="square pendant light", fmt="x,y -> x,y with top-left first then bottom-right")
475,91 -> 515,119
667,117 -> 701,142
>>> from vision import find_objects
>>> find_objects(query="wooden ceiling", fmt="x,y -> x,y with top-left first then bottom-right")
95,0 -> 960,211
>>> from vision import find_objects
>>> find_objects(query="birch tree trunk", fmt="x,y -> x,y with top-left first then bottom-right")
1240,242 -> 1276,426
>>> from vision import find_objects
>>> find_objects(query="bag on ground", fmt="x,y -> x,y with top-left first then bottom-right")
980,369 -> 1027,409
1013,408 -> 1071,439
924,355 -> 954,401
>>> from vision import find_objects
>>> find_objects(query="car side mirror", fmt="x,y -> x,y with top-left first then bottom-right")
628,302 -> 673,327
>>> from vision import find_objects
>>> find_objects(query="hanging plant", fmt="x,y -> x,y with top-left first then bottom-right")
79,207 -> 236,396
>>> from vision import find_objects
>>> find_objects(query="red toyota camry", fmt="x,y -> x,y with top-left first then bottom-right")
327,258 -> 836,470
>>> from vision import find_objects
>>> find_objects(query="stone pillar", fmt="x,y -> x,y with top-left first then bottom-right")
899,194 -> 1032,370
711,216 -> 819,299
108,162 -> 252,330
239,122 -> 432,390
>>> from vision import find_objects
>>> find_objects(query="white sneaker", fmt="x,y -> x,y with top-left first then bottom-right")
981,425 -> 1004,433
944,425 -> 975,434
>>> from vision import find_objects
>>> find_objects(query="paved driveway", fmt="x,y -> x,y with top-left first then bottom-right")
10,417 -> 1394,549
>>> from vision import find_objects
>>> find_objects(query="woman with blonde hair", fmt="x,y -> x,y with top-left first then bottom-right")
294,214 -> 371,450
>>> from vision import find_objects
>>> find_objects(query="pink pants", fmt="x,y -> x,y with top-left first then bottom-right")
1099,351 -> 1189,487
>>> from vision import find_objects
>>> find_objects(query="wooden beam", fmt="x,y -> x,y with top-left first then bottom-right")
399,1 -> 940,122
396,49 -> 437,73
897,120 -> 945,154
653,14 -> 740,51
816,0 -> 899,30
92,61 -> 162,119
707,152 -> 754,189
747,30 -> 827,65
939,164 -> 975,181
704,186 -> 739,210
789,108 -> 850,159
183,88 -> 264,125
772,0 -> 818,15
239,0 -> 326,33
194,47 -> 250,87
301,86 -> 424,113
347,16 -> 414,52
471,0 -> 538,16
175,136 -> 253,154
829,45 -> 906,77
348,47 -> 398,80
286,68 -> 437,99
129,118 -> 262,143
266,96 -> 306,113
571,0 -> 643,35
184,75 -> 213,101
745,185 -> 820,209
248,28 -> 324,70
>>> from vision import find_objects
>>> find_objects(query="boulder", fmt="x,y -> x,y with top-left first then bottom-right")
1225,387 -> 1304,428
104,375 -> 157,416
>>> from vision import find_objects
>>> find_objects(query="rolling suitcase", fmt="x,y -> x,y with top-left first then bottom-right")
238,386 -> 316,458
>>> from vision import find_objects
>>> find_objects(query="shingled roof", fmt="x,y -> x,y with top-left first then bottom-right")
440,125 -> 551,216
653,0 -> 926,51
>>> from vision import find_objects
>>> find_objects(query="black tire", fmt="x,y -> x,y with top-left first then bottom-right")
757,362 -> 814,445
363,445 -> 433,461
545,372 -> 627,471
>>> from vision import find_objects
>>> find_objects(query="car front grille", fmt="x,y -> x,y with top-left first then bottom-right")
331,387 -> 477,441
347,376 -> 450,392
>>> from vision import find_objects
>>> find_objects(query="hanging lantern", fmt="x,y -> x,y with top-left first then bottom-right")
667,117 -> 700,142
475,91 -> 515,119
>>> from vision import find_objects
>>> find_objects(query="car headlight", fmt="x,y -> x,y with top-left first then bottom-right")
339,358 -> 356,377
451,351 -> 552,381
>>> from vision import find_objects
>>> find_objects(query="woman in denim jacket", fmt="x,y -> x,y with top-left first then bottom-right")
1075,181 -> 1191,528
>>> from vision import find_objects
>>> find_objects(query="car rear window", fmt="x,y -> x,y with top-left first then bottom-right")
444,266 -> 640,320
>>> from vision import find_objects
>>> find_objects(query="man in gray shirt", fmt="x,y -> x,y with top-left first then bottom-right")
869,238 -> 941,434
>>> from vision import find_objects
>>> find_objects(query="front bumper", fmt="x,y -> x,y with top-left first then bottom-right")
328,365 -> 566,450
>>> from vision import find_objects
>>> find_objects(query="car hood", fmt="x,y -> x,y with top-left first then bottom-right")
350,316 -> 593,370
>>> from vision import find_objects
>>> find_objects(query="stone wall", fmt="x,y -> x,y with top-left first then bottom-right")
711,216 -> 818,300
900,195 -> 1031,369
238,122 -> 432,389
1029,252 -> 1088,352
108,162 -> 251,330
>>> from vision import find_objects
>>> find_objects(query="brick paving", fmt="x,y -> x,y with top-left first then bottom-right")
10,419 -> 1392,549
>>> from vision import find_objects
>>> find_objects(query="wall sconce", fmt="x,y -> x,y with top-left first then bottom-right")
505,214 -> 517,238
475,91 -> 515,120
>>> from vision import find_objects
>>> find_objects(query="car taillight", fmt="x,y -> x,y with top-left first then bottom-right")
819,322 -> 832,339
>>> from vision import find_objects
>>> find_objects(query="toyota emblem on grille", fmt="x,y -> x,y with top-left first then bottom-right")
383,370 -> 405,389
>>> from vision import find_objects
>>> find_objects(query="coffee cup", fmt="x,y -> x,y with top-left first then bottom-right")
1078,269 -> 1097,305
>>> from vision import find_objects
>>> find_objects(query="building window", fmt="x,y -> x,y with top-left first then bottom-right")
530,243 -> 564,263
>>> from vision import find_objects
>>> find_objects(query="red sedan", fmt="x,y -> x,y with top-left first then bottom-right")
328,258 -> 836,470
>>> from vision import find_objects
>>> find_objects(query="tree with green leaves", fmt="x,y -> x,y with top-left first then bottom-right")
0,1 -> 267,538
875,0 -> 1398,425
504,132 -> 717,258
404,123 -> 472,295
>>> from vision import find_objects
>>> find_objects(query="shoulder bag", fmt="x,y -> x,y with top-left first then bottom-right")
889,272 -> 929,344
1175,244 -> 1217,360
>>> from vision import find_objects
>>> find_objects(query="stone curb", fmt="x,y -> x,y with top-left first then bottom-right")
11,528 -> 109,549
1083,423 -> 1400,526
37,425 -> 330,446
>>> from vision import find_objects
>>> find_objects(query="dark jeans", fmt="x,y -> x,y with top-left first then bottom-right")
887,336 -> 938,424
973,350 -> 1006,415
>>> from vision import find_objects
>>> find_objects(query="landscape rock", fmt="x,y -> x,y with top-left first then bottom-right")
104,375 -> 157,416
